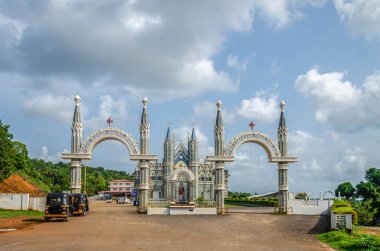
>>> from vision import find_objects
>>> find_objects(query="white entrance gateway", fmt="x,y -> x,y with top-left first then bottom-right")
62,96 -> 297,214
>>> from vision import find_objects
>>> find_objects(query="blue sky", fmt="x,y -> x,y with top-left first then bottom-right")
1,0 -> 380,195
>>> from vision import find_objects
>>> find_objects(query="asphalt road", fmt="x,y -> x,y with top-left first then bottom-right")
0,200 -> 332,251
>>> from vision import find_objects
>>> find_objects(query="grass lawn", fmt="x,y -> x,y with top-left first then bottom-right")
224,203 -> 247,208
317,230 -> 380,251
0,209 -> 44,218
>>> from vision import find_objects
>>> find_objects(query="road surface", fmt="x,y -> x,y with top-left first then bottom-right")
0,200 -> 332,251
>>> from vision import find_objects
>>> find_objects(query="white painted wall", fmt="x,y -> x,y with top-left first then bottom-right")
0,193 -> 29,210
29,197 -> 46,211
288,199 -> 332,215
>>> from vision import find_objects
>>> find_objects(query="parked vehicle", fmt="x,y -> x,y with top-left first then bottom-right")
70,193 -> 89,216
105,195 -> 112,203
44,193 -> 71,222
116,197 -> 131,204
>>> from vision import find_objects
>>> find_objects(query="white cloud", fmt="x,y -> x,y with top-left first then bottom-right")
0,1 -> 329,100
294,68 -> 380,130
84,95 -> 128,130
39,146 -> 61,162
334,0 -> 380,40
226,54 -> 250,72
237,91 -> 279,123
254,0 -> 327,29
22,94 -> 73,123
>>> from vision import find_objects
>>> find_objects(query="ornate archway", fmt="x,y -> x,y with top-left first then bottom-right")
80,128 -> 140,156
62,95 -> 157,214
170,168 -> 195,203
224,131 -> 280,161
207,100 -> 297,214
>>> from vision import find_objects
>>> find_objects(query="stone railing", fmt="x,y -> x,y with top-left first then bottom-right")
148,199 -> 169,208
194,200 -> 216,208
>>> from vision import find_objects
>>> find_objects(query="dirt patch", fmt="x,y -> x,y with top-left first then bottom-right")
359,227 -> 380,237
0,174 -> 46,197
0,216 -> 43,233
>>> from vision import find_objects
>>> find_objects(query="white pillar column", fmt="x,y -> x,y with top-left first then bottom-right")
278,162 -> 289,213
215,161 -> 225,214
70,160 -> 82,193
138,161 -> 150,213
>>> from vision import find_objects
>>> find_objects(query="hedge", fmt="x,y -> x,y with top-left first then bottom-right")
225,198 -> 278,207
332,200 -> 358,225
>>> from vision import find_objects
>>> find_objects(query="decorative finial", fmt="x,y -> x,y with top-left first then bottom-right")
280,100 -> 285,112
74,95 -> 81,105
216,100 -> 222,110
142,97 -> 148,108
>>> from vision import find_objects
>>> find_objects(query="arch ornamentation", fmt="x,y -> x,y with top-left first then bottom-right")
170,168 -> 195,182
80,128 -> 140,155
224,131 -> 281,160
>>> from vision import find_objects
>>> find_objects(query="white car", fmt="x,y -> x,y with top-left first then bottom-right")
117,197 -> 131,204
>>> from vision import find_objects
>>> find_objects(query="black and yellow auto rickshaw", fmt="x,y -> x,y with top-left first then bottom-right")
70,193 -> 89,216
44,193 -> 71,222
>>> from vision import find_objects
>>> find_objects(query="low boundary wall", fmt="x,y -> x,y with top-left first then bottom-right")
0,193 -> 29,210
288,199 -> 332,215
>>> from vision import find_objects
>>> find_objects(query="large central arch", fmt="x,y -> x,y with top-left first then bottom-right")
80,128 -> 140,156
224,131 -> 280,161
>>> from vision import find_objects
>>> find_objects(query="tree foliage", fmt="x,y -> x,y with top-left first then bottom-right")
228,191 -> 252,198
0,120 -> 29,181
0,120 -> 133,196
355,167 -> 380,225
335,182 -> 355,199
295,192 -> 308,200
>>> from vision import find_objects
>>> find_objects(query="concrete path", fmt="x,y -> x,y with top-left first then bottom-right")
0,200 -> 332,251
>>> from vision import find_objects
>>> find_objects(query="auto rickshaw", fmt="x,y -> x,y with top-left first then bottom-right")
44,193 -> 71,222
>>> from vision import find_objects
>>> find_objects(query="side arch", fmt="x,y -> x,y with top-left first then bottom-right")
80,128 -> 140,155
224,131 -> 280,160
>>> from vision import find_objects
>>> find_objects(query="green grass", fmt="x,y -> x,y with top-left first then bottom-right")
317,230 -> 380,251
224,203 -> 247,208
0,209 -> 44,218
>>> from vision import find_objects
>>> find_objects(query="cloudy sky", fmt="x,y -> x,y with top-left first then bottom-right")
1,0 -> 380,195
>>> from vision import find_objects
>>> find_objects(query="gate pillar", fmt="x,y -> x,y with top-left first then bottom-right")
278,162 -> 289,213
70,160 -> 82,193
215,161 -> 225,214
138,160 -> 150,213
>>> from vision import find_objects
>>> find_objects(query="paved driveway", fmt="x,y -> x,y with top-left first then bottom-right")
0,200 -> 332,251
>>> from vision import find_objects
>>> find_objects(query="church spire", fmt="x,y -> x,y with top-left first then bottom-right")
71,95 -> 82,153
165,126 -> 171,140
191,127 -> 196,141
214,100 -> 224,156
139,97 -> 150,155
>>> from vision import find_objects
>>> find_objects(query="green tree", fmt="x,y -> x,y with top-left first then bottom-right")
356,167 -> 380,225
335,182 -> 355,199
295,192 -> 308,200
0,121 -> 29,181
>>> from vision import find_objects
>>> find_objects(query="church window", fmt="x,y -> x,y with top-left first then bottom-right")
206,172 -> 212,181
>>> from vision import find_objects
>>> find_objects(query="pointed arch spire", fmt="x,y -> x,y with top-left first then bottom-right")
279,100 -> 286,129
73,95 -> 81,124
214,100 -> 224,156
216,100 -> 223,127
